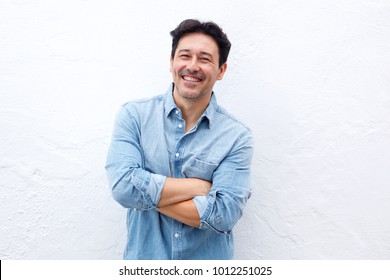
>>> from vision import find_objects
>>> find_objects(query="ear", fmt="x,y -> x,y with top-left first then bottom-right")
169,56 -> 173,73
217,63 -> 227,80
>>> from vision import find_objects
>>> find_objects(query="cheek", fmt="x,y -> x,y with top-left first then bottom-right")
171,63 -> 181,74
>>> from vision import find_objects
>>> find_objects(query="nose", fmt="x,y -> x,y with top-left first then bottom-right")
187,57 -> 200,72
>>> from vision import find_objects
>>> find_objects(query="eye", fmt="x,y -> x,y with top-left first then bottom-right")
179,54 -> 190,59
200,57 -> 211,62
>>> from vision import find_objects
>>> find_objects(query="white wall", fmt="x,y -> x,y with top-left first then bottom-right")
1,0 -> 390,259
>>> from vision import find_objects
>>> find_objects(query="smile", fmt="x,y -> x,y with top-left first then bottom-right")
182,75 -> 202,82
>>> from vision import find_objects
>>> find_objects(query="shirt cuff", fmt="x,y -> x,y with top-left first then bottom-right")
192,195 -> 208,220
131,169 -> 166,208
148,173 -> 166,205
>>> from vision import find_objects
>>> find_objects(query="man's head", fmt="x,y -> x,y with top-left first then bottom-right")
169,19 -> 231,102
170,19 -> 231,68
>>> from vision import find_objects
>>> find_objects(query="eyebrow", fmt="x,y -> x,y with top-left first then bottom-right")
178,49 -> 213,58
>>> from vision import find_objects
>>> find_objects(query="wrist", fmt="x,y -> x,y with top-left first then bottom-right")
190,178 -> 211,196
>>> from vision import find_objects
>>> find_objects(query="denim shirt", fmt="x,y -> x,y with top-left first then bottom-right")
106,84 -> 253,259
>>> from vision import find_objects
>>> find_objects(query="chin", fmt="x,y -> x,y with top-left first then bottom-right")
179,90 -> 202,99
175,84 -> 201,99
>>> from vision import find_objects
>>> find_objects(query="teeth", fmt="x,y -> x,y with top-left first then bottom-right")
183,76 -> 201,82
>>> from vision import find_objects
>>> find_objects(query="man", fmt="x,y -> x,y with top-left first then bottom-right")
106,19 -> 253,259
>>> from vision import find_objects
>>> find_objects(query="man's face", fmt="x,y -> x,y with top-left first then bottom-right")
170,33 -> 227,102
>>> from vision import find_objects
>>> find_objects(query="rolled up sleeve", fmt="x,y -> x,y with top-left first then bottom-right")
105,105 -> 166,210
193,130 -> 253,234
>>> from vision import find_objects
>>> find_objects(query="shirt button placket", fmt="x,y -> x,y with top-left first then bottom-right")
173,149 -> 181,178
172,223 -> 183,260
172,109 -> 185,259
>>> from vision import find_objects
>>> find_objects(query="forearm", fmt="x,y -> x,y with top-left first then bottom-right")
157,200 -> 200,228
107,164 -> 166,209
107,105 -> 211,210
107,160 -> 210,210
157,177 -> 211,207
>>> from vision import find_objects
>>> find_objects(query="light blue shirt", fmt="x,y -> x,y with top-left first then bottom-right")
106,84 -> 253,259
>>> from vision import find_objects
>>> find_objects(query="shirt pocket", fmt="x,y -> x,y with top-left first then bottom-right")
182,157 -> 218,181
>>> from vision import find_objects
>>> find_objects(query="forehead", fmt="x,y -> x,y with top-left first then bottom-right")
176,33 -> 219,55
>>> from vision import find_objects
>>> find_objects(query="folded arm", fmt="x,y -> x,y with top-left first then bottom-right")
158,131 -> 254,232
105,105 -> 211,212
106,105 -> 253,232
158,200 -> 201,228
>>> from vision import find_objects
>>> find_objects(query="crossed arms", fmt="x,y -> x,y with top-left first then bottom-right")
105,105 -> 253,233
156,177 -> 211,227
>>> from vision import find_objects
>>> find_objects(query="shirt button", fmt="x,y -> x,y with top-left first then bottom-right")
174,233 -> 179,238
178,124 -> 183,128
175,110 -> 179,115
175,152 -> 179,158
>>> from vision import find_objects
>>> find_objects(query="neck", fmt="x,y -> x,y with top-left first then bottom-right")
173,90 -> 211,132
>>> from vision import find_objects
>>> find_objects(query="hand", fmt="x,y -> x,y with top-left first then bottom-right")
195,178 -> 212,196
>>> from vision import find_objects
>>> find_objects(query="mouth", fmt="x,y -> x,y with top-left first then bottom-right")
182,75 -> 203,83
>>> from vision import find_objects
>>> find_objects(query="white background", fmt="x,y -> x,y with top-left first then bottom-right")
1,0 -> 390,259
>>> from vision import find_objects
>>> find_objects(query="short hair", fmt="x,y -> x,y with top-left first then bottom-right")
170,19 -> 231,67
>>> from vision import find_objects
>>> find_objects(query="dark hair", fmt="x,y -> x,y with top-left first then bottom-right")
170,19 -> 231,67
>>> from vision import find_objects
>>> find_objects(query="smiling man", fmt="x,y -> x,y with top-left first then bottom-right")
106,19 -> 253,260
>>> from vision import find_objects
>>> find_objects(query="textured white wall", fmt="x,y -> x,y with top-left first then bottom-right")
1,0 -> 390,259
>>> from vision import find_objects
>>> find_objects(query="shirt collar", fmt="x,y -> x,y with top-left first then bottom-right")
164,83 -> 178,118
164,83 -> 217,129
201,93 -> 216,129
